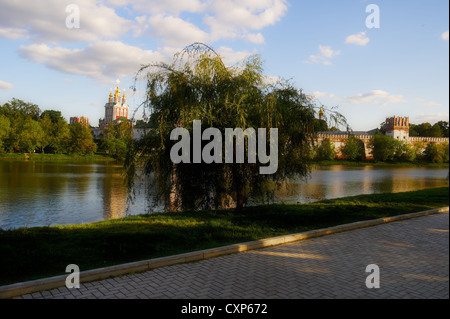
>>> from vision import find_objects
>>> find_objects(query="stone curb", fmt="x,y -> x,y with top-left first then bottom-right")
1,206 -> 448,299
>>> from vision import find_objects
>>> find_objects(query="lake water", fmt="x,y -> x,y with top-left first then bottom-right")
0,160 -> 448,229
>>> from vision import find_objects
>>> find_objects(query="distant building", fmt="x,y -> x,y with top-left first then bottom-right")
69,116 -> 89,127
91,80 -> 149,141
318,107 -> 324,120
101,80 -> 129,126
385,116 -> 409,141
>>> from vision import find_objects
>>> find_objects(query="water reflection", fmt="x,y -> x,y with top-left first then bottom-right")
0,160 -> 448,229
273,165 -> 449,204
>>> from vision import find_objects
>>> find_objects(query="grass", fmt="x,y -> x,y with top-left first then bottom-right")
0,186 -> 448,286
0,153 -> 116,161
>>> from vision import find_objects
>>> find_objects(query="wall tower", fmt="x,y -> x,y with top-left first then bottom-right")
385,116 -> 409,141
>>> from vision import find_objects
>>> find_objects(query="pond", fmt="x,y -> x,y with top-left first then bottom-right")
0,160 -> 448,229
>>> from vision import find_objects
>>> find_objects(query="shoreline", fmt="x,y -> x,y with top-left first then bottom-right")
311,160 -> 449,168
1,186 -> 448,286
0,153 -> 117,161
0,154 -> 448,167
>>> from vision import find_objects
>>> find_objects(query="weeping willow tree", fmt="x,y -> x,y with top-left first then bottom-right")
126,43 -> 346,212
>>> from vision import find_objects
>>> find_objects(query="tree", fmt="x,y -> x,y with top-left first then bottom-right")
313,118 -> 328,132
342,136 -> 365,161
19,119 -> 45,153
430,123 -> 443,137
411,140 -> 425,160
38,114 -> 53,153
424,143 -> 446,163
316,138 -> 335,160
444,143 -> 449,163
370,134 -> 395,162
126,43 -> 346,211
68,122 -> 97,155
409,122 -> 445,137
0,98 -> 41,152
0,114 -> 10,152
436,121 -> 449,137
38,111 -> 70,153
378,121 -> 386,135
41,110 -> 63,123
393,139 -> 415,162
101,120 -> 132,160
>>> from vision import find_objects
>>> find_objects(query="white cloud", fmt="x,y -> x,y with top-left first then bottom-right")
305,45 -> 341,66
309,91 -> 339,101
319,46 -> 340,59
262,75 -> 282,86
345,32 -> 370,46
345,90 -> 407,108
4,0 -> 288,83
111,0 -> 286,44
19,41 -> 166,83
245,32 -> 265,44
0,0 -> 133,43
412,113 -> 449,124
216,46 -> 254,65
106,0 -> 206,15
0,80 -> 14,90
204,0 -> 288,42
0,27 -> 28,40
147,14 -> 210,47
421,101 -> 442,107
442,30 -> 449,41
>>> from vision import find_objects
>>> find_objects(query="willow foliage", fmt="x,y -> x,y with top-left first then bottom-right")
126,43 -> 345,211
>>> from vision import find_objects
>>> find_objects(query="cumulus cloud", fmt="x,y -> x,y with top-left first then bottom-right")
345,32 -> 370,46
3,0 -> 288,82
309,91 -> 339,101
0,27 -> 28,40
111,0 -> 287,44
147,14 -> 209,47
0,0 -> 133,43
345,90 -> 407,108
19,41 -> 166,83
421,101 -> 442,107
305,45 -> 341,66
106,0 -> 206,15
411,113 -> 449,124
216,46 -> 254,65
0,80 -> 14,90
205,0 -> 288,32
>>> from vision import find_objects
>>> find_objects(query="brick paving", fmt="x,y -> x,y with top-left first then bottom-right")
15,212 -> 449,299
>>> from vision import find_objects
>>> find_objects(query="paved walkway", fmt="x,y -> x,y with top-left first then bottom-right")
16,212 -> 449,299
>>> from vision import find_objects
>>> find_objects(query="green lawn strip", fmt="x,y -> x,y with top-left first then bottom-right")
0,186 -> 448,286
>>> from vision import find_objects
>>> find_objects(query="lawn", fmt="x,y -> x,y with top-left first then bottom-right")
0,186 -> 448,286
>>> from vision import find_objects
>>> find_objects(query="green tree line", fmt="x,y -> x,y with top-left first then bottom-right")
0,98 -> 96,155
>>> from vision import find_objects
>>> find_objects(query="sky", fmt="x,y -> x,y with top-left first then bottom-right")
0,0 -> 448,131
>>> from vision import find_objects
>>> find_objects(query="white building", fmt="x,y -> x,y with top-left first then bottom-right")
102,80 -> 130,125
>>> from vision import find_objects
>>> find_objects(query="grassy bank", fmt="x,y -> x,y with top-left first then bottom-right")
312,160 -> 449,168
0,186 -> 448,286
0,153 -> 116,161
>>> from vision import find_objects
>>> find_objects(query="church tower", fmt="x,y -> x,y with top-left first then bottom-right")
103,79 -> 129,125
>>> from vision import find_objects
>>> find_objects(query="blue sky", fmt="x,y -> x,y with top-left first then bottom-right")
0,0 -> 448,131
